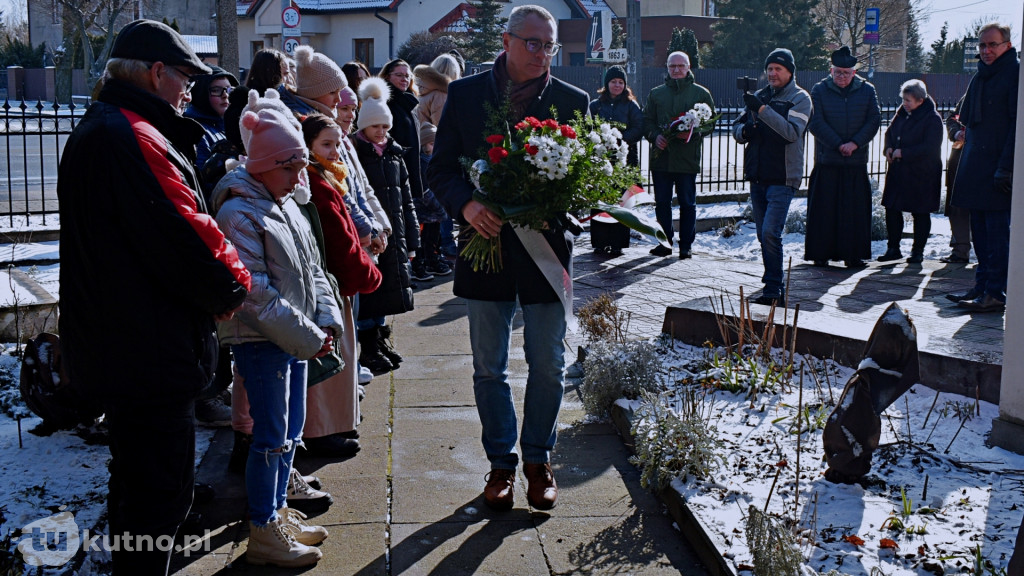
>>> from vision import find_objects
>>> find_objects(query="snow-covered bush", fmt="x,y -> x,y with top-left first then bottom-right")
745,506 -> 802,576
580,340 -> 662,418
629,387 -> 723,491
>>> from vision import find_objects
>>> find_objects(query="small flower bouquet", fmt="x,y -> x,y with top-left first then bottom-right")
461,109 -> 665,272
654,102 -> 719,157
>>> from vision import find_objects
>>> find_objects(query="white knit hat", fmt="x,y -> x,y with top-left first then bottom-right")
294,45 -> 346,99
356,77 -> 392,131
242,108 -> 308,174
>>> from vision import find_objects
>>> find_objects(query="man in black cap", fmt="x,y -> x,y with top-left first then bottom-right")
58,19 -> 251,574
804,46 -> 880,268
732,47 -> 812,306
642,51 -> 715,259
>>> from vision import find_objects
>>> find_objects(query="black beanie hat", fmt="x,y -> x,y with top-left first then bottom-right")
764,48 -> 795,75
603,65 -> 626,87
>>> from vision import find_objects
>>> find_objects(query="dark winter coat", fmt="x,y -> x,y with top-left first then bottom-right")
183,106 -> 226,177
642,73 -> 715,174
426,69 -> 589,304
951,47 -> 1019,211
808,75 -> 881,166
58,79 -> 251,402
386,87 -> 423,199
589,95 -> 644,166
351,134 -> 419,318
732,78 -> 812,189
882,97 -> 944,213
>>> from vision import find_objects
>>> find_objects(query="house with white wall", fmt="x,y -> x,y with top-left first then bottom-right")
234,0 -> 616,70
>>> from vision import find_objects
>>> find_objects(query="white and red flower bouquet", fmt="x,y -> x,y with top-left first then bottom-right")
461,109 -> 666,272
654,102 -> 719,157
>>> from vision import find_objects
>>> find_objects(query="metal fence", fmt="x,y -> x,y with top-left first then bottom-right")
0,99 -> 88,226
0,87 -> 961,223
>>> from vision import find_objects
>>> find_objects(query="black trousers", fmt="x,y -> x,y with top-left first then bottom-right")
885,208 -> 930,254
104,397 -> 195,575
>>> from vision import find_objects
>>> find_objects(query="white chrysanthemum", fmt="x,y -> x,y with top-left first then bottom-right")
692,102 -> 712,122
601,160 -> 614,176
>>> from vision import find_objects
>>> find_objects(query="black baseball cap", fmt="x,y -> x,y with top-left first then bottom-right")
111,20 -> 211,74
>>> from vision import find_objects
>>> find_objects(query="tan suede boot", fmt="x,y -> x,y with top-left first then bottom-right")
246,516 -> 322,567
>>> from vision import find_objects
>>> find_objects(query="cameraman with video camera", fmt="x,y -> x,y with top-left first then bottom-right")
732,48 -> 812,306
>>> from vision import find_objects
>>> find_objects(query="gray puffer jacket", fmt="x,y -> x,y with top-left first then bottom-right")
212,167 -> 343,360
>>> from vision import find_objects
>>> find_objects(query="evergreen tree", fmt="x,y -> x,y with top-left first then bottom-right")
668,27 -> 701,68
928,22 -> 966,73
905,16 -> 926,72
462,0 -> 507,63
708,0 -> 829,70
611,18 -> 624,49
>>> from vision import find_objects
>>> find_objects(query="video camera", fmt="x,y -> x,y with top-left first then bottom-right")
736,76 -> 758,93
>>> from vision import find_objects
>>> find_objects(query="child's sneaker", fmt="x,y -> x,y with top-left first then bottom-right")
425,257 -> 452,276
411,259 -> 434,282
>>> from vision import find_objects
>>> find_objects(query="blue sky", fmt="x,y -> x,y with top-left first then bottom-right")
1,0 -> 1021,57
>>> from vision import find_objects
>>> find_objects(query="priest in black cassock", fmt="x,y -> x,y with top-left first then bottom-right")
804,47 -> 881,268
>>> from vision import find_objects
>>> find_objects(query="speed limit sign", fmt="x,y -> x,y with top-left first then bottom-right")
284,38 -> 300,56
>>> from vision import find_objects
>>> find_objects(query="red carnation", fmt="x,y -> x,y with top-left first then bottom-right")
488,147 -> 509,164
514,121 -> 528,131
526,117 -> 542,129
542,118 -> 559,130
524,143 -> 539,155
486,134 -> 505,145
560,125 -> 577,139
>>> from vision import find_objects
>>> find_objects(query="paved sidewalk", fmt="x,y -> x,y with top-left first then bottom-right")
172,273 -> 710,575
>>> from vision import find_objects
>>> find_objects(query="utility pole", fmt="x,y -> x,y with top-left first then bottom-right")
626,0 -> 641,99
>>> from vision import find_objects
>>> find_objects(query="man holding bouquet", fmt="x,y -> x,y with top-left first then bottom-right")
427,4 -> 588,512
642,51 -> 715,259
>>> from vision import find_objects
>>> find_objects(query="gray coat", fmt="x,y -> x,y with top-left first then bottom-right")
212,167 -> 343,360
808,76 -> 881,166
733,78 -> 812,189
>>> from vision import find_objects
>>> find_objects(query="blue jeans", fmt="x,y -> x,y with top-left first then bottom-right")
970,208 -> 1010,301
232,341 -> 308,525
356,315 -> 384,331
652,171 -> 697,249
466,299 -> 566,469
440,218 -> 457,256
749,183 -> 795,296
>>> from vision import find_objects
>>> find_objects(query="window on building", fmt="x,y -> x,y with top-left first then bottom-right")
354,39 -> 374,67
251,41 -> 264,61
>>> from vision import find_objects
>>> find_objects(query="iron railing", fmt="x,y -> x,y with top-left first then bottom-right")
0,94 -> 960,222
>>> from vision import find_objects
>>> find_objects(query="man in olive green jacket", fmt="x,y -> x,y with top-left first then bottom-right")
643,51 -> 715,259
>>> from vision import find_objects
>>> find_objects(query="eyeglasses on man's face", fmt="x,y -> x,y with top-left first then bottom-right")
978,40 -> 1008,51
209,86 -> 233,97
167,66 -> 198,92
508,32 -> 561,56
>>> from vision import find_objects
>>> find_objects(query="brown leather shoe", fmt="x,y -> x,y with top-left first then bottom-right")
483,469 -> 515,511
523,462 -> 558,510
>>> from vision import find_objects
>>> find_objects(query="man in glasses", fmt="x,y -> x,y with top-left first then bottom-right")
804,46 -> 880,268
428,4 -> 586,512
58,19 -> 250,574
946,22 -> 1018,313
642,51 -> 715,260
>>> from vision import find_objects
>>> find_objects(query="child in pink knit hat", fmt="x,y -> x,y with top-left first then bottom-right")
210,107 -> 341,569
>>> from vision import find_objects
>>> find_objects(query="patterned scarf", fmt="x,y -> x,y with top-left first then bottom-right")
491,51 -> 549,119
310,152 -> 349,196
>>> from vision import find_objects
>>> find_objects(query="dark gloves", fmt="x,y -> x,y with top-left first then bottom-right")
744,92 -> 764,113
740,117 -> 758,141
994,168 -> 1013,195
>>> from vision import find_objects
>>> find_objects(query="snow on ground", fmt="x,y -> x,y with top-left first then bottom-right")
615,342 -> 1022,576
0,202 -> 984,574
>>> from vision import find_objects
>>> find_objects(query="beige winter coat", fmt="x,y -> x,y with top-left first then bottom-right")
413,65 -> 451,127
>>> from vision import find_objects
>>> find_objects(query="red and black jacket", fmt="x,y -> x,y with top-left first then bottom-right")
58,79 -> 251,402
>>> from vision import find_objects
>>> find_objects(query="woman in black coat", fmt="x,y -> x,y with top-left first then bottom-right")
380,59 -> 423,199
879,79 -> 944,264
588,65 -> 644,167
